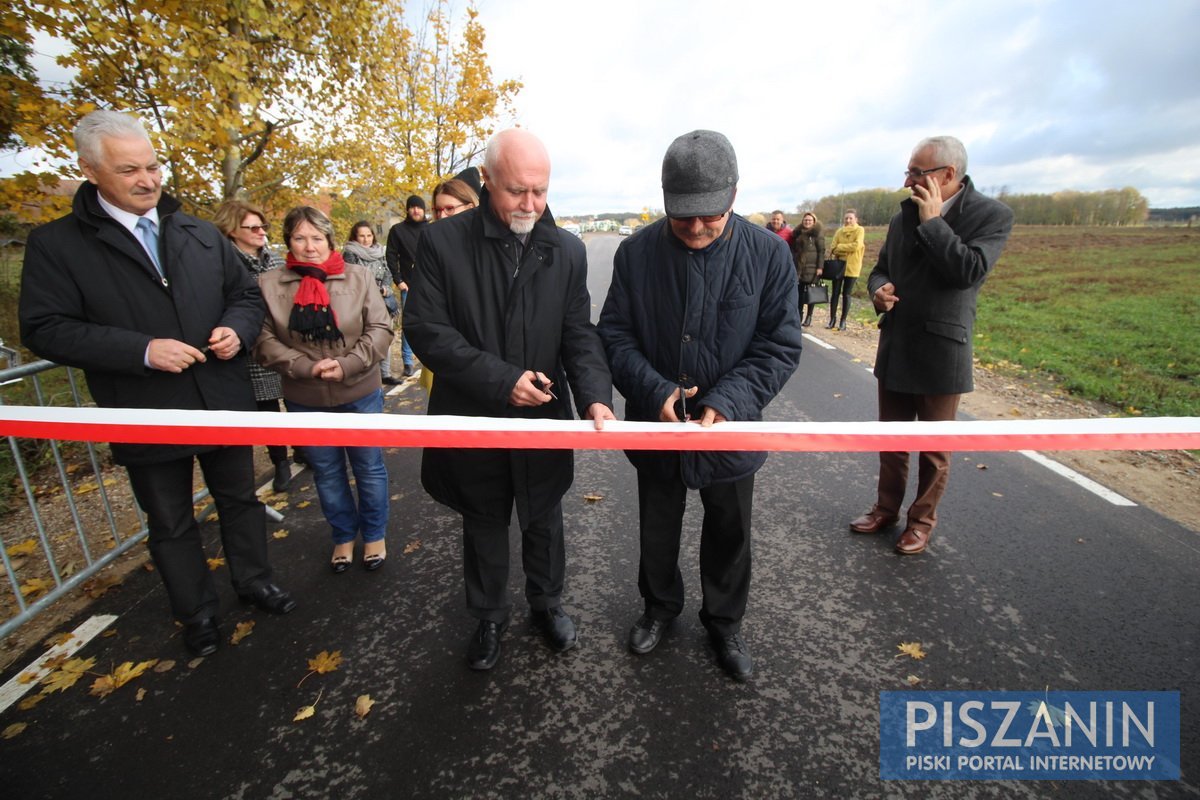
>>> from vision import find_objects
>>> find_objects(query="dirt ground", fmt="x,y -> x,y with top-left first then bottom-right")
2,330 -> 1197,675
824,317 -> 1200,533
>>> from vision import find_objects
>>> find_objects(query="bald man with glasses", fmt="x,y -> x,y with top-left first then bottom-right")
849,135 -> 1014,555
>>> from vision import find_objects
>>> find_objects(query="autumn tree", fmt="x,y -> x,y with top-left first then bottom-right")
339,0 -> 521,225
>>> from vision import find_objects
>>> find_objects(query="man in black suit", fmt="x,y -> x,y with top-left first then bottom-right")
850,135 -> 1014,555
19,110 -> 295,656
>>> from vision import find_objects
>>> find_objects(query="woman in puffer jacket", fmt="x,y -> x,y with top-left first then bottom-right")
790,211 -> 825,327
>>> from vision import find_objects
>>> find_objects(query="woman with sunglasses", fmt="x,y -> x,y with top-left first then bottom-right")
212,199 -> 294,492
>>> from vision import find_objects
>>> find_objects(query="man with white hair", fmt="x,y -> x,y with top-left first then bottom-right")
405,129 -> 615,671
19,110 -> 295,657
849,135 -> 1014,555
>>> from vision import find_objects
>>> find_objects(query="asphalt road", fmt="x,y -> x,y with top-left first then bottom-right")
0,234 -> 1196,799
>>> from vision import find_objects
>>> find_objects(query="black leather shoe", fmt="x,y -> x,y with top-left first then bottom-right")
402,364 -> 415,377
381,376 -> 401,385
531,607 -> 577,652
183,617 -> 219,657
711,632 -> 753,681
467,619 -> 509,670
628,614 -> 670,655
238,582 -> 297,614
272,461 -> 292,493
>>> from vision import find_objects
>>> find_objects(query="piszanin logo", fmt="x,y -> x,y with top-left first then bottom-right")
879,691 -> 1180,780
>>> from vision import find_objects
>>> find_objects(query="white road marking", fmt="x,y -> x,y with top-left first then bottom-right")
803,333 -> 837,350
0,614 -> 118,713
1018,450 -> 1137,506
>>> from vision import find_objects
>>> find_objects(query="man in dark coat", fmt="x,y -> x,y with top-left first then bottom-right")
597,130 -> 802,682
851,135 -> 1014,555
385,195 -> 428,379
18,110 -> 295,657
404,128 -> 615,671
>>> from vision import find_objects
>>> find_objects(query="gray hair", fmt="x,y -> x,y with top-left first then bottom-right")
915,135 -> 968,176
74,110 -> 152,164
282,205 -> 337,251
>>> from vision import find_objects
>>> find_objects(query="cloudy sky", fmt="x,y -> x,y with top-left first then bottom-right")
473,0 -> 1200,215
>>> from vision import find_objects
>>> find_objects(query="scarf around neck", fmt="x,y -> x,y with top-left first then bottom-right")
285,251 -> 346,345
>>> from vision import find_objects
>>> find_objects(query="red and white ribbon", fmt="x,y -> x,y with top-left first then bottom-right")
0,407 -> 1197,452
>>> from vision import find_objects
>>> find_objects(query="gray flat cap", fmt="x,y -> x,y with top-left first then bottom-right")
661,130 -> 738,217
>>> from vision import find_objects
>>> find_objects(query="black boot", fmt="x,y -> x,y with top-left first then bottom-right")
802,307 -> 813,327
826,315 -> 836,329
838,314 -> 848,331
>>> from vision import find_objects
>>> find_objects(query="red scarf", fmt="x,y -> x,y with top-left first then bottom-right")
285,251 -> 346,344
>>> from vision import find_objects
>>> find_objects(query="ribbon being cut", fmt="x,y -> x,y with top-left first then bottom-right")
1,407 -> 1198,453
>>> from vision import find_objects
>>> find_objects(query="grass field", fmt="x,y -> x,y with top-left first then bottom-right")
852,225 -> 1200,418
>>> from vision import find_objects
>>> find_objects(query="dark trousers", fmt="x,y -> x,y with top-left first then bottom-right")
876,385 -> 962,533
636,462 -> 754,637
461,501 -> 565,623
126,446 -> 270,624
255,398 -> 288,464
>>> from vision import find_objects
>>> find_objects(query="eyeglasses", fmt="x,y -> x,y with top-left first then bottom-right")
904,165 -> 949,181
669,211 -> 727,224
434,202 -> 467,216
240,224 -> 269,233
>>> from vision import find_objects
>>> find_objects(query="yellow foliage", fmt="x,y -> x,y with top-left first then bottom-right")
89,659 -> 159,697
895,642 -> 928,660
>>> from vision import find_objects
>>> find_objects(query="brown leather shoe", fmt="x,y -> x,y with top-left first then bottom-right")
895,527 -> 931,555
849,510 -> 899,534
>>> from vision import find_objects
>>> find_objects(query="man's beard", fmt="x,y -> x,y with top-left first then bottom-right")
509,213 -> 537,235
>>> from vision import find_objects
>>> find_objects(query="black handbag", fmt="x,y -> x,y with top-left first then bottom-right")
822,258 -> 846,281
806,283 -> 830,305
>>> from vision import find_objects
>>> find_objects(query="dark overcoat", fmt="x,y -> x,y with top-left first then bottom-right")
403,189 -> 613,523
867,177 -> 1014,395
18,183 -> 263,465
598,214 -> 802,489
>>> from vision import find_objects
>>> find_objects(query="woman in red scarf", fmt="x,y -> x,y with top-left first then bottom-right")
254,206 -> 394,572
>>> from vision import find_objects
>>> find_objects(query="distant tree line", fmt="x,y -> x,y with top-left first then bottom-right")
794,187 -> 1150,226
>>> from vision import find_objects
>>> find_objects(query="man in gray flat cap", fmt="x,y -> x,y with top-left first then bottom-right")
598,130 -> 802,681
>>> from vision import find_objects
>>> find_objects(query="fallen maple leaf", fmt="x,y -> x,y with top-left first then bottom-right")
272,529 -> 289,540
81,574 -> 123,599
230,621 -> 255,645
17,671 -> 39,685
2,723 -> 27,739
7,539 -> 38,557
17,694 -> 46,711
272,501 -> 288,510
355,695 -> 376,719
20,577 -> 53,599
402,540 -> 421,555
895,642 -> 927,660
44,631 -> 76,648
42,654 -> 68,672
206,557 -> 226,571
298,650 -> 343,687
89,660 -> 159,697
41,657 -> 96,693
296,501 -> 311,509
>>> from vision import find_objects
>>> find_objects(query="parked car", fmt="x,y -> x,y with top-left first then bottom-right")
618,225 -> 632,236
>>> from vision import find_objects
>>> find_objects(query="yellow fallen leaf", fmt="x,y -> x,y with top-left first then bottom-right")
20,577 -> 54,599
296,501 -> 311,509
207,557 -> 226,571
187,658 -> 204,669
7,539 -> 38,557
41,657 -> 95,693
230,621 -> 255,645
294,705 -> 316,722
2,723 -> 27,739
272,501 -> 288,510
17,671 -> 39,685
895,642 -> 927,660
75,481 -> 100,495
135,688 -> 146,702
355,694 -> 376,719
154,660 -> 176,673
583,493 -> 604,503
906,675 -> 922,686
42,654 -> 68,671
44,631 -> 76,648
298,650 -> 343,687
403,540 -> 421,555
18,694 -> 46,711
89,659 -> 158,697
272,529 -> 289,540
81,574 -> 124,599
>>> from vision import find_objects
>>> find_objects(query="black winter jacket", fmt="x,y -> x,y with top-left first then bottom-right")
19,184 -> 263,465
598,214 -> 802,488
404,189 -> 613,522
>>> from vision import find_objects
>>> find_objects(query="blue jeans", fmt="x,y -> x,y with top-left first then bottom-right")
399,289 -> 414,367
285,390 -> 389,544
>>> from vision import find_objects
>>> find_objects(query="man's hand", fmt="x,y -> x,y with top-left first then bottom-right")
911,174 -> 945,223
148,338 -> 205,373
509,370 -> 555,407
398,281 -> 409,293
873,282 -> 899,313
692,406 -> 727,428
312,358 -> 344,382
659,385 -> 699,422
585,402 -> 616,431
205,326 -> 240,360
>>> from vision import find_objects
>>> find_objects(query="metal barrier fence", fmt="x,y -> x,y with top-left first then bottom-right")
0,345 -> 152,640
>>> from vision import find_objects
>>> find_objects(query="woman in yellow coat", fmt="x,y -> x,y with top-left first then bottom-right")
828,209 -> 865,330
